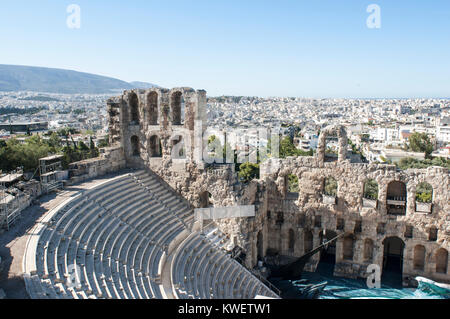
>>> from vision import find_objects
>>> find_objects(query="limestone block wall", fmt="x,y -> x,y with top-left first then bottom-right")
66,145 -> 126,184
255,125 -> 450,284
110,88 -> 450,285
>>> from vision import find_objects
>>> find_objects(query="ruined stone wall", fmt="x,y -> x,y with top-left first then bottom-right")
66,145 -> 126,185
253,125 -> 450,284
111,88 -> 450,285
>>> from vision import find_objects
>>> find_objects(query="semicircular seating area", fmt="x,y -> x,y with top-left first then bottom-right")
171,232 -> 279,299
23,169 -> 279,299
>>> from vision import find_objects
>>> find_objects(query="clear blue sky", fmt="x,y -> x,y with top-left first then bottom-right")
1,0 -> 449,98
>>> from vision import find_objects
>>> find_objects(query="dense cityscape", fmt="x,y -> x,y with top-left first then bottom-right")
1,91 -> 449,170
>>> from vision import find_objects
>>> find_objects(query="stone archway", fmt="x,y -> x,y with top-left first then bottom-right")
317,230 -> 337,275
316,125 -> 348,163
129,92 -> 139,124
386,181 -> 407,215
435,248 -> 448,274
382,236 -> 405,286
149,135 -> 162,158
147,91 -> 158,125
171,91 -> 184,125
130,135 -> 140,156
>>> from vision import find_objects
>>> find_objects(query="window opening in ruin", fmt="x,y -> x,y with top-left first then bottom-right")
323,177 -> 337,197
131,136 -> 140,156
257,231 -> 264,260
413,245 -> 426,271
130,93 -> 139,124
149,135 -> 162,158
148,91 -> 158,125
386,181 -> 407,215
286,174 -> 299,199
324,132 -> 338,162
404,225 -> 413,239
336,218 -> 345,231
363,179 -> 379,200
354,220 -> 362,233
416,182 -> 433,203
428,227 -> 438,242
171,91 -> 185,125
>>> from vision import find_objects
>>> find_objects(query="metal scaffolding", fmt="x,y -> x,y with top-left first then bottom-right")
0,168 -> 25,230
39,155 -> 64,194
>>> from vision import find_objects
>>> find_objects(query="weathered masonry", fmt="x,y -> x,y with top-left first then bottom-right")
105,87 -> 449,286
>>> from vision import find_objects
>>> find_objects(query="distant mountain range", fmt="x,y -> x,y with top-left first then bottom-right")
0,64 -> 157,94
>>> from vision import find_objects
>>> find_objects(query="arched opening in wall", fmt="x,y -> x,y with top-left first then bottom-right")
288,229 -> 295,252
130,92 -> 140,124
336,218 -> 345,231
386,181 -> 407,215
318,230 -> 337,275
435,248 -> 448,274
416,182 -> 433,203
363,179 -> 379,200
323,177 -> 337,204
148,91 -> 158,125
354,220 -> 362,234
131,136 -> 140,156
343,234 -> 354,261
171,135 -> 186,159
149,135 -> 162,158
199,191 -> 212,208
364,239 -> 374,262
429,227 -> 438,242
413,245 -> 426,271
304,230 -> 313,254
257,231 -> 264,260
286,174 -> 299,199
404,225 -> 413,239
324,131 -> 339,162
171,91 -> 185,125
382,236 -> 405,286
416,182 -> 433,213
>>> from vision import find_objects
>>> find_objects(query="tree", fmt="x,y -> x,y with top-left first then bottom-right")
397,157 -> 450,170
324,177 -> 338,196
416,182 -> 432,203
364,179 -> 379,199
238,162 -> 260,183
46,132 -> 62,153
278,136 -> 313,158
287,174 -> 299,193
98,136 -> 109,148
89,136 -> 99,158
409,132 -> 433,158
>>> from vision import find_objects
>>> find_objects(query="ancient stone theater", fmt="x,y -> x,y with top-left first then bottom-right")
22,87 -> 449,299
